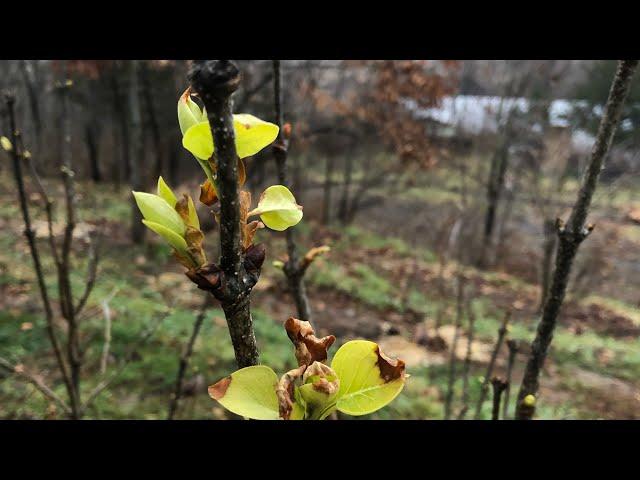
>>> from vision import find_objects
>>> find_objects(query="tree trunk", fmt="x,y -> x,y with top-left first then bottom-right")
322,156 -> 335,225
128,60 -> 146,244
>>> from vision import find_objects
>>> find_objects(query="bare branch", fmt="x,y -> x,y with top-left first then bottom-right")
0,357 -> 71,416
515,60 -> 639,420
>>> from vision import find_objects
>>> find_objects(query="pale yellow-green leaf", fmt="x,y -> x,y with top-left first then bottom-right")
248,185 -> 303,231
142,220 -> 189,254
157,176 -> 177,208
209,366 -> 280,420
1,136 -> 12,152
182,122 -> 213,160
331,340 -> 406,416
182,114 -> 279,161
132,191 -> 185,236
233,114 -> 279,159
178,93 -> 202,135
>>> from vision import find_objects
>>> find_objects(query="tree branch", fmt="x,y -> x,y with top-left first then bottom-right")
515,60 -> 638,420
0,357 -> 71,416
167,296 -> 210,420
189,60 -> 260,368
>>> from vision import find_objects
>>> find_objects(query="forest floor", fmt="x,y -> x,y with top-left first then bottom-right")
1,166 -> 640,419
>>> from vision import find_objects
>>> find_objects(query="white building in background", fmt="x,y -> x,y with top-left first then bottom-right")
405,95 -> 597,155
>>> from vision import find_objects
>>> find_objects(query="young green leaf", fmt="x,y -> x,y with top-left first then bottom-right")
1,136 -> 12,152
178,88 -> 205,135
181,115 -> 279,161
132,191 -> 185,236
208,365 -> 280,420
182,121 -> 213,160
233,114 -> 279,159
141,220 -> 189,254
331,340 -> 406,416
248,185 -> 303,231
157,176 -> 177,208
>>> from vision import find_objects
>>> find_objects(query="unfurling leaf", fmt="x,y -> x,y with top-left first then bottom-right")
142,220 -> 189,255
175,194 -> 200,230
276,365 -> 306,420
298,361 -> 340,420
208,365 -> 280,420
177,87 -> 206,135
284,317 -> 336,367
132,191 -> 185,237
248,185 -> 303,231
181,114 -> 279,160
157,176 -> 177,208
331,340 -> 406,416
1,136 -> 12,152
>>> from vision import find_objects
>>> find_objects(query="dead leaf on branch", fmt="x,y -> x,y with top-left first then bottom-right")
276,364 -> 306,420
284,317 -> 336,367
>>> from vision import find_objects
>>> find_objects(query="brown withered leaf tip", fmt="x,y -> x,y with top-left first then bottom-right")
208,375 -> 232,400
199,180 -> 217,206
375,346 -> 406,383
186,263 -> 222,292
284,317 -> 336,367
238,158 -> 247,186
175,194 -> 190,224
276,365 -> 306,420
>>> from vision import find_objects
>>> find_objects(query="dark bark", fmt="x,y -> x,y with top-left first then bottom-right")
189,60 -> 260,369
4,92 -> 74,415
272,60 -> 313,323
474,311 -> 510,419
338,153 -> 354,223
479,136 -> 510,268
515,60 -> 639,420
539,218 -> 557,312
56,77 -> 82,413
491,377 -> 508,420
85,123 -> 102,182
502,339 -> 519,419
322,156 -> 335,225
140,61 -> 163,181
19,60 -> 42,154
110,67 -> 130,186
128,60 -> 146,244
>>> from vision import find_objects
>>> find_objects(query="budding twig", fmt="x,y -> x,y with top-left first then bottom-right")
272,59 -> 314,322
189,60 -> 260,368
474,310 -> 511,419
516,60 -> 639,419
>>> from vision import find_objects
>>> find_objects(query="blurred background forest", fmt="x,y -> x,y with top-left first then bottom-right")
2,59 -> 640,419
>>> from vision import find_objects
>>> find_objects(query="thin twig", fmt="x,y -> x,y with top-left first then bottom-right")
0,357 -> 71,416
3,92 -> 74,409
516,60 -> 639,419
272,59 -> 313,322
167,296 -> 210,420
474,310 -> 511,419
74,232 -> 100,316
80,307 -> 173,415
502,339 -> 519,420
457,294 -> 476,420
444,275 -> 465,419
490,377 -> 508,420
